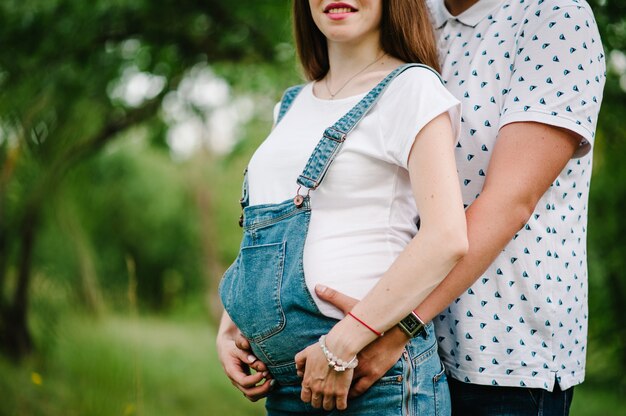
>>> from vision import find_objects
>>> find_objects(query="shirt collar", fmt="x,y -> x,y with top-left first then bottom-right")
429,0 -> 504,29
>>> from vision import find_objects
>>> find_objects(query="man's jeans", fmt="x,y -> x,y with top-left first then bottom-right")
449,377 -> 574,416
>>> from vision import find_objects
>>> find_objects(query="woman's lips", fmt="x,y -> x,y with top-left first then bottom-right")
324,2 -> 357,14
324,2 -> 358,19
326,7 -> 355,13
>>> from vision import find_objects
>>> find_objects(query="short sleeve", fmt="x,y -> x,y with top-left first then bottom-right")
272,102 -> 280,126
378,67 -> 461,169
500,4 -> 606,157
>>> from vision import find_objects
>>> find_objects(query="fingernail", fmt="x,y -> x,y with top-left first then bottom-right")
262,371 -> 268,377
270,379 -> 276,386
247,355 -> 256,363
316,284 -> 327,294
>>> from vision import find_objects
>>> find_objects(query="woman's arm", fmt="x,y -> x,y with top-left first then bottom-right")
315,121 -> 581,398
295,111 -> 468,410
336,111 -> 468,348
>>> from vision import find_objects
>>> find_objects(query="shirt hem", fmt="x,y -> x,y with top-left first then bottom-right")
499,109 -> 594,158
445,367 -> 585,392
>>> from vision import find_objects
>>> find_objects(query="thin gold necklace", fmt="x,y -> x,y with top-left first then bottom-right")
324,52 -> 386,100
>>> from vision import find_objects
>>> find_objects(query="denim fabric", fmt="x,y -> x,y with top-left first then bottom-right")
277,85 -> 305,127
219,63 -> 451,413
448,378 -> 574,416
265,324 -> 451,416
220,196 -> 338,384
408,325 -> 450,416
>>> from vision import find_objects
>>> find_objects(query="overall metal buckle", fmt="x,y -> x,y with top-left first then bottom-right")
293,185 -> 310,208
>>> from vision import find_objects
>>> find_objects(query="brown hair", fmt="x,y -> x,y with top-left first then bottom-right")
293,0 -> 440,81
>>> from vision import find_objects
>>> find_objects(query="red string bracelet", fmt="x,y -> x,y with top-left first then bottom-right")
348,312 -> 384,337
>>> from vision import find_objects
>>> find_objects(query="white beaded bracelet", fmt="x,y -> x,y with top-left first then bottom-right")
318,335 -> 358,372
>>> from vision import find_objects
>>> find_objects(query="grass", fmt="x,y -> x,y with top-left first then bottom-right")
0,311 -> 623,416
0,314 -> 265,416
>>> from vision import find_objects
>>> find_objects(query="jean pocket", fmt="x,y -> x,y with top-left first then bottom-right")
376,356 -> 405,386
220,242 -> 287,342
433,362 -> 451,416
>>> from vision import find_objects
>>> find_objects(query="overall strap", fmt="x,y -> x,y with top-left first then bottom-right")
277,85 -> 305,124
239,84 -> 305,211
296,63 -> 441,190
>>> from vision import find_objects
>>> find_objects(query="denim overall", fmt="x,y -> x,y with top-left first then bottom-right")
219,64 -> 451,415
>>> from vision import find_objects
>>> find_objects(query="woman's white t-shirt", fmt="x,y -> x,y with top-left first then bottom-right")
247,67 -> 461,319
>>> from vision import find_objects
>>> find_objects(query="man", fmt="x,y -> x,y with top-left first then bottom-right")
217,0 -> 605,414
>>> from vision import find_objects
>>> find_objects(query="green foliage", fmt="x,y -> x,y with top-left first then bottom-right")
582,0 -> 626,393
41,138 -> 204,308
570,386 -> 626,416
0,0 -> 295,355
0,0 -> 625,411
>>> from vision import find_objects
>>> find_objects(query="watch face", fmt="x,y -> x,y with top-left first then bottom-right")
403,314 -> 421,333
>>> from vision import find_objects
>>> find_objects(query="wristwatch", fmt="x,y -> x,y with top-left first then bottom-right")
397,311 -> 426,338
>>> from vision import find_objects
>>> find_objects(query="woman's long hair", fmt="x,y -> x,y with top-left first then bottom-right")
293,0 -> 440,81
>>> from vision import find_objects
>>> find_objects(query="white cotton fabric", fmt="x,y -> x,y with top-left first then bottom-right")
427,0 -> 606,392
247,68 -> 460,319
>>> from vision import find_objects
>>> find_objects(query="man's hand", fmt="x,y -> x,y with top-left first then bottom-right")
315,285 -> 409,398
216,320 -> 274,402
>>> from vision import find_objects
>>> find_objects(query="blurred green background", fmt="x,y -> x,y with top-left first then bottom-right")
0,1 -> 625,415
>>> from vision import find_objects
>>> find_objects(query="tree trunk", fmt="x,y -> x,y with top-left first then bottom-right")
190,155 -> 224,324
1,212 -> 37,359
0,226 -> 7,309
56,199 -> 105,316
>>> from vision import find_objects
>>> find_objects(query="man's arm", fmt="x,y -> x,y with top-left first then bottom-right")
318,121 -> 580,396
414,121 -> 579,322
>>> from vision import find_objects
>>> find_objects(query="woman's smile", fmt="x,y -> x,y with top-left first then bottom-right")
310,0 -> 382,44
324,2 -> 358,20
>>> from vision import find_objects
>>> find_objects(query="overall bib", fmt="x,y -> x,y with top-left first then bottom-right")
219,64 -> 452,415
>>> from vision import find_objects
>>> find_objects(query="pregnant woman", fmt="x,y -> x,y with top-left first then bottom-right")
217,1 -> 467,414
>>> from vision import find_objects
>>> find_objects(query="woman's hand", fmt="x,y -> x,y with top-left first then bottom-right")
216,312 -> 274,401
315,284 -> 409,398
295,341 -> 354,411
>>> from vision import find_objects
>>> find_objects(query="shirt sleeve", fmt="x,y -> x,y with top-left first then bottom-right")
378,67 -> 461,169
272,101 -> 280,126
499,4 -> 606,157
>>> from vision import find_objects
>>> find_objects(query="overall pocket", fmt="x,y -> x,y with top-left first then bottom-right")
220,241 -> 287,342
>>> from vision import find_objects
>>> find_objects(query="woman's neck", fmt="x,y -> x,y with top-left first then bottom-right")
327,47 -> 384,82
444,0 -> 480,16
326,35 -> 384,81
316,34 -> 403,100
